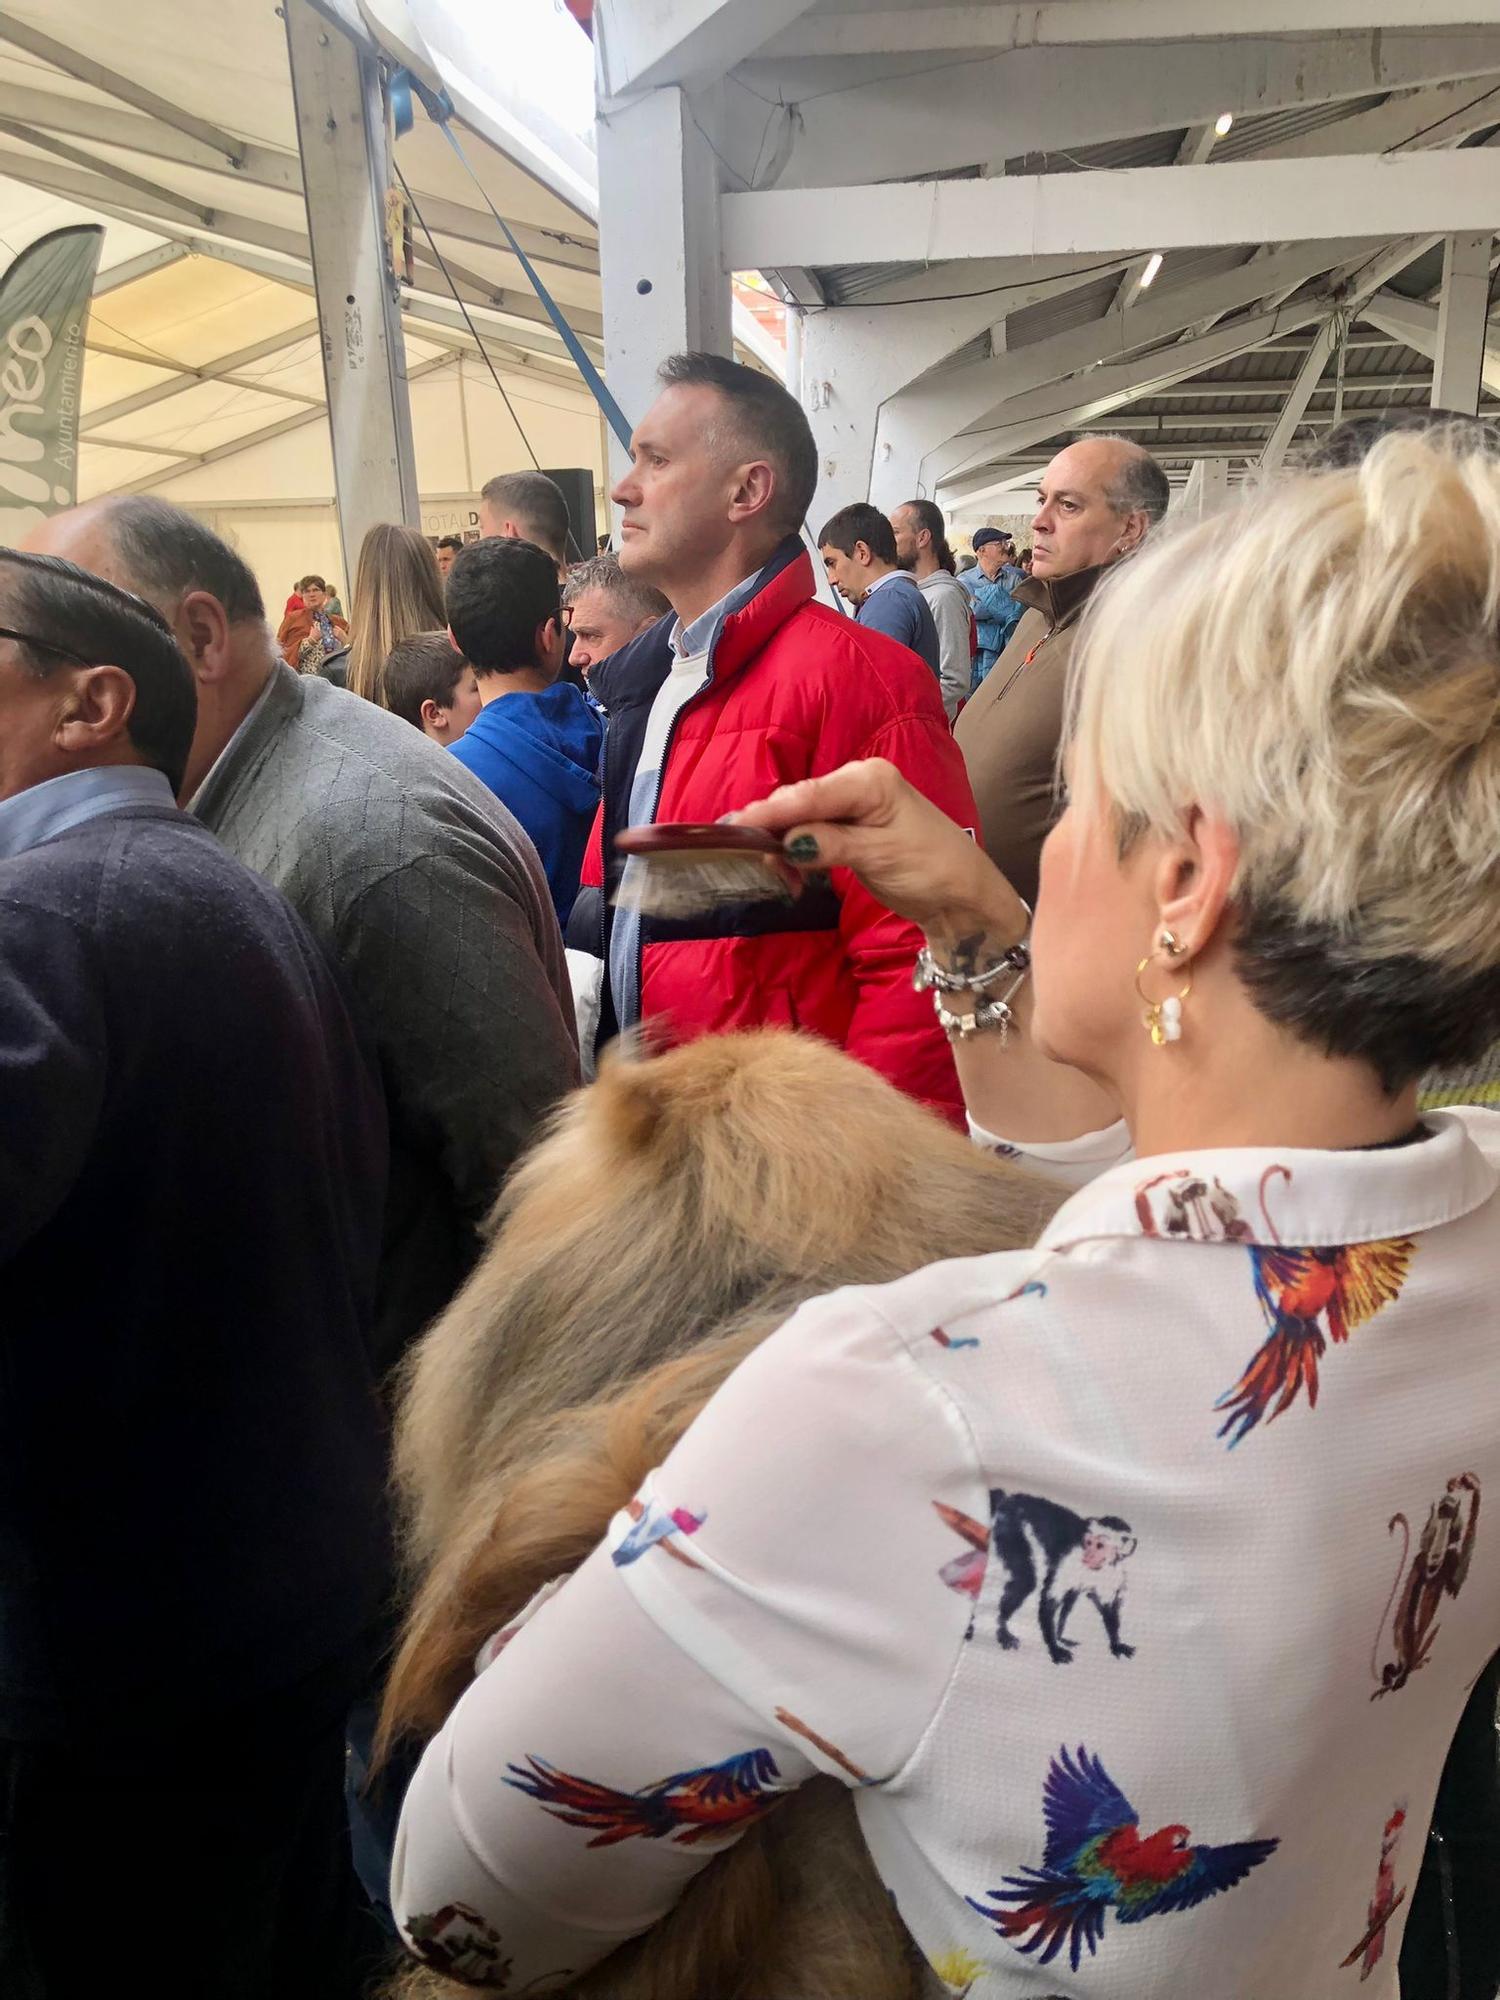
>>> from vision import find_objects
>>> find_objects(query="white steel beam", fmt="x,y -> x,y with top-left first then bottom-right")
92,243 -> 191,296
0,149 -> 309,260
723,151 -> 1500,270
935,306 -> 1340,507
761,4 -> 1500,59
1175,457 -> 1231,522
597,87 -> 730,465
108,353 -> 458,499
1433,232 -> 1494,410
886,239 -> 1367,502
0,81 -> 597,275
285,0 -> 419,566
594,0 -> 818,95
804,257 -> 1135,520
1260,321 -> 1340,470
0,7 -> 247,167
1363,285 -> 1500,396
0,118 -> 216,225
82,323 -> 324,432
728,32 -> 1500,189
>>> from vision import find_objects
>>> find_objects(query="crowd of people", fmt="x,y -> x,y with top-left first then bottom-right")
2,345 -> 1498,2000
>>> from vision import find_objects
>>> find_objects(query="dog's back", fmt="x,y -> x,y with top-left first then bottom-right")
384,1032 -> 1061,1997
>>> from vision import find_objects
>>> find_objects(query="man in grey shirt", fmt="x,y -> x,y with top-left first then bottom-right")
27,498 -> 578,1374
892,497 -> 975,721
818,501 -> 941,683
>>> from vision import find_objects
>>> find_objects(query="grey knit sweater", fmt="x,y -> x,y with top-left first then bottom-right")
192,665 -> 579,1369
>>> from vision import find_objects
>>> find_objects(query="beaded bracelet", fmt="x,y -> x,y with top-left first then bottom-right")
932,968 -> 1030,1043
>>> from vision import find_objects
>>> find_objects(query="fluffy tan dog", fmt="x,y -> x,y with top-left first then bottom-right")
382,1030 -> 1061,1999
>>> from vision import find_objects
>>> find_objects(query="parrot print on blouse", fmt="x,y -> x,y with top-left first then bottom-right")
505,1747 -> 785,1848
967,1746 -> 1278,1971
1135,1164 -> 1415,1446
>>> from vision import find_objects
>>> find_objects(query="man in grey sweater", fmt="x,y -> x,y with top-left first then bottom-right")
27,498 -> 578,1374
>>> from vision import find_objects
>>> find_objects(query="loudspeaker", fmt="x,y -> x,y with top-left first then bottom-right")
540,467 -> 597,565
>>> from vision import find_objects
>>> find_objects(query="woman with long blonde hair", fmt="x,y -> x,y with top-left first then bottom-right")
390,427 -> 1500,2000
346,523 -> 447,708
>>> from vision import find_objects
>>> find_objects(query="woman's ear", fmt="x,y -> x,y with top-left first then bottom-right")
1152,808 -> 1239,956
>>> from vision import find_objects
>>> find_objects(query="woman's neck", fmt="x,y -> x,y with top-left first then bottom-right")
1120,1024 -> 1420,1159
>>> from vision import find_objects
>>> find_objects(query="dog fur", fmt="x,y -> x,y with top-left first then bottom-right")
382,1030 -> 1062,1998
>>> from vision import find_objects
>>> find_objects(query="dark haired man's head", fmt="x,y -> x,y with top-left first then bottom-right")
818,501 -> 899,608
612,351 -> 818,625
445,538 -> 565,692
891,499 -> 956,578
24,495 -> 279,801
0,547 -> 196,801
384,629 -> 482,745
479,472 -> 571,569
1301,405 -> 1500,471
434,535 -> 464,578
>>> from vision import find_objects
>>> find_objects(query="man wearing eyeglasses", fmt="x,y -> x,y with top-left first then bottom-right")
0,550 -> 392,1998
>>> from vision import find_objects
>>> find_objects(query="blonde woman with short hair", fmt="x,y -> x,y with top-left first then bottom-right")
391,429 -> 1500,2000
345,522 -> 447,708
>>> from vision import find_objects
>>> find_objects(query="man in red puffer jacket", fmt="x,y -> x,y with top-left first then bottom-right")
569,352 -> 977,1121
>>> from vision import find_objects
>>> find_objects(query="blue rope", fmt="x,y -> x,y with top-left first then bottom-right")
396,69 -> 633,450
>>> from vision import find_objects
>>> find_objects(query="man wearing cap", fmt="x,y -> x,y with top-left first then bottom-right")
958,528 -> 1024,685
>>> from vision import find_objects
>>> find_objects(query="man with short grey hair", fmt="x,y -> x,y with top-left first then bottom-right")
24,495 -> 579,1375
955,434 -> 1168,906
562,554 -> 670,680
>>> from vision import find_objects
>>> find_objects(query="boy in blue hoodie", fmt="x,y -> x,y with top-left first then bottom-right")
445,538 -> 604,928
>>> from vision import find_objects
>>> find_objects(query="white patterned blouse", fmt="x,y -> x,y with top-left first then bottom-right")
392,1109 -> 1500,1997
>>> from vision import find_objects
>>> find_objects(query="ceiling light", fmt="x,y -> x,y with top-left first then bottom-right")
1139,253 -> 1164,289
1214,112 -> 1234,136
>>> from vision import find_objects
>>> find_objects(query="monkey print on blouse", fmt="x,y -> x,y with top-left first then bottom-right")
1371,1473 -> 1480,1697
937,1491 -> 1137,1664
968,1745 -> 1278,1972
1339,1805 -> 1408,1980
505,1747 -> 786,1848
404,1903 -> 514,1984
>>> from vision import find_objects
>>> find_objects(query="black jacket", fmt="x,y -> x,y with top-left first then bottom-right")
0,804 -> 391,1739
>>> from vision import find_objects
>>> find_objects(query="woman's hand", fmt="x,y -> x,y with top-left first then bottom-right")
731,760 -> 1029,961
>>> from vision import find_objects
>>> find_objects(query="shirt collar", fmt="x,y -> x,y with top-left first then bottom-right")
670,569 -> 763,661
187,661 -> 283,814
1015,562 -> 1109,627
1038,1110 -> 1499,1255
0,764 -> 175,861
862,568 -> 903,598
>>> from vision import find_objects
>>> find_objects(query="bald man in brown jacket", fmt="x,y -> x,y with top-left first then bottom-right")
954,437 -> 1168,906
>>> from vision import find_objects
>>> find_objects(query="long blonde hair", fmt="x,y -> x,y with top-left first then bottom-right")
346,523 -> 447,707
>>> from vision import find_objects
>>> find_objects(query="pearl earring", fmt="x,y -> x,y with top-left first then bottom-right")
1135,950 -> 1193,1047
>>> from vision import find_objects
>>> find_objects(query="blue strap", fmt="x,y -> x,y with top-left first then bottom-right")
396,70 -> 633,450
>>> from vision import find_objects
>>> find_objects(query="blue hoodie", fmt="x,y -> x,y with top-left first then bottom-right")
449,681 -> 603,927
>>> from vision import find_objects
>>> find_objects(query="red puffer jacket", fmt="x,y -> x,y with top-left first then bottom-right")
575,538 -> 978,1121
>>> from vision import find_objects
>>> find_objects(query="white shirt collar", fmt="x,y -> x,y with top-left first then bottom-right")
1038,1110 -> 1499,1255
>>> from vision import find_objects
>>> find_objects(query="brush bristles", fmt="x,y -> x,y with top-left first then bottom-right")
612,850 -> 797,919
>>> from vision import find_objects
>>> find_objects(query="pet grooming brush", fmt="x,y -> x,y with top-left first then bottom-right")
613,823 -> 804,919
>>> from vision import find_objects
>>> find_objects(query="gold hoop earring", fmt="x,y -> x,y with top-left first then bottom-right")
1135,953 -> 1193,1046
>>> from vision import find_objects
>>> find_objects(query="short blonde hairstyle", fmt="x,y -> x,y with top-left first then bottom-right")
1068,425 -> 1500,1079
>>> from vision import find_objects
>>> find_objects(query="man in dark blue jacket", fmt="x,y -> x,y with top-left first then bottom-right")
445,536 -> 603,928
0,550 -> 391,1999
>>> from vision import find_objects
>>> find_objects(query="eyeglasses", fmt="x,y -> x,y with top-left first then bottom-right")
0,625 -> 99,668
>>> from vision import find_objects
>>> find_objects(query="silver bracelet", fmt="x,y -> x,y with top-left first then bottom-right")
913,913 -> 1032,997
933,968 -> 1030,1042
